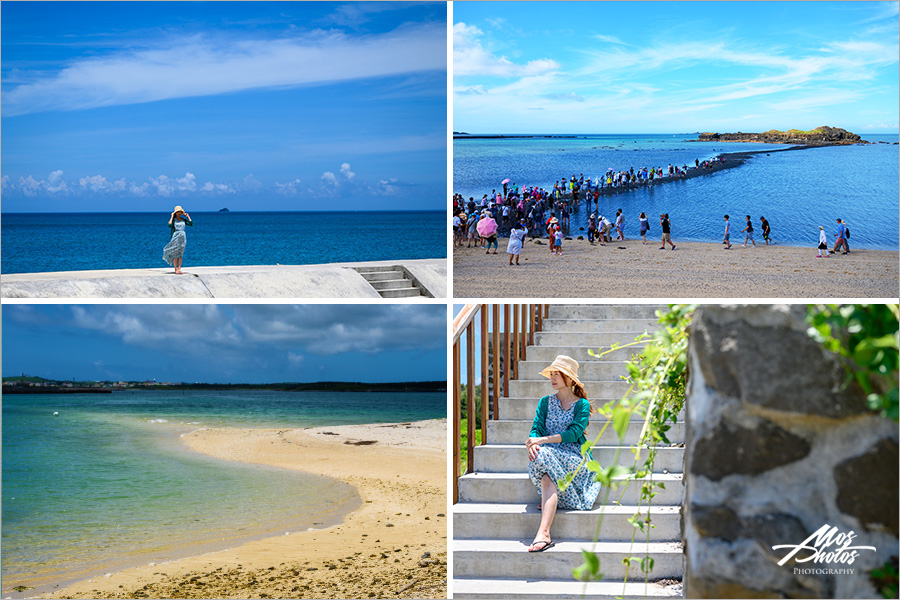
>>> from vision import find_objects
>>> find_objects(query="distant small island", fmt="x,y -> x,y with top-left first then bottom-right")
698,126 -> 862,145
218,207 -> 230,212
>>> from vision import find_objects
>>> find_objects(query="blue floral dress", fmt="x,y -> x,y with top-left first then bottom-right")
163,220 -> 187,265
528,394 -> 601,510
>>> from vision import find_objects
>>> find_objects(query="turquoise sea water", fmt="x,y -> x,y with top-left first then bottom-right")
0,210 -> 446,275
454,134 -> 900,250
1,390 -> 445,592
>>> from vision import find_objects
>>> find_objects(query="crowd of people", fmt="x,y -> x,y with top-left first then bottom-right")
454,160 -> 854,262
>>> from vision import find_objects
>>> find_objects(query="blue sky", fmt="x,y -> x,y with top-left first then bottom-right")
1,2 -> 447,212
3,304 -> 447,384
454,1 -> 899,134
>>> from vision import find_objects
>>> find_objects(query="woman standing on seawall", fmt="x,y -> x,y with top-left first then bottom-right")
525,355 -> 600,552
163,206 -> 192,274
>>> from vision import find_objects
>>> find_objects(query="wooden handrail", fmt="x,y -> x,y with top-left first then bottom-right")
453,304 -> 553,503
452,304 -> 481,345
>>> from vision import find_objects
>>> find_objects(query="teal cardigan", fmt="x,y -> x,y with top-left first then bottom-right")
530,394 -> 591,448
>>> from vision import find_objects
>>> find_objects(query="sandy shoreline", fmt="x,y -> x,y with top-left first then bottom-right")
453,238 -> 899,298
39,419 -> 447,599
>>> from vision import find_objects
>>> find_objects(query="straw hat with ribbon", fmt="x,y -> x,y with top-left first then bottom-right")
539,355 -> 582,389
173,205 -> 186,215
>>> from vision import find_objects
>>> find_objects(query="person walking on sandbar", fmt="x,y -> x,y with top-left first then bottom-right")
760,216 -> 772,245
659,213 -> 675,250
723,214 -> 732,249
741,215 -> 756,248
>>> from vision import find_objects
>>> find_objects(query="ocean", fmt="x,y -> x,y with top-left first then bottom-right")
1,390 -> 445,592
0,210 -> 446,275
453,134 -> 900,250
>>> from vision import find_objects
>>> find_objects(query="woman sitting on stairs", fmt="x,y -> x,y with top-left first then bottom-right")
525,355 -> 601,552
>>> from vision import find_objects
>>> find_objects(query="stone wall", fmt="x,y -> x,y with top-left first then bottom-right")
683,304 -> 898,598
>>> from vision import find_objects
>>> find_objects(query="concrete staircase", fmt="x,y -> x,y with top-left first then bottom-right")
352,265 -> 427,298
453,305 -> 685,599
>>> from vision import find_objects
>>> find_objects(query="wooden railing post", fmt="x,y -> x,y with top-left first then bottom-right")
520,303 -> 527,361
480,306 -> 489,443
453,339 -> 460,503
492,304 -> 500,419
466,320 -> 475,476
512,304 -> 520,381
503,305 -> 510,398
529,304 -> 535,346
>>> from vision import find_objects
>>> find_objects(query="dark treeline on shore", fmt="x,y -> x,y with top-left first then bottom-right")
3,377 -> 447,394
150,381 -> 448,392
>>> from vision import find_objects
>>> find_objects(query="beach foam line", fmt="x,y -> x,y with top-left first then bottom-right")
1,258 -> 446,299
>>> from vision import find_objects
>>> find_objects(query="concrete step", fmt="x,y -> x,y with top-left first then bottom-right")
509,379 -> 631,399
535,331 -> 651,347
517,360 -> 631,380
452,577 -> 683,599
454,539 -> 684,580
357,270 -> 405,281
355,265 -> 404,273
548,305 -> 666,320
497,397 -> 684,421
379,287 -> 422,298
457,472 -> 683,505
525,346 -> 647,363
473,445 -> 684,474
485,420 -> 686,446
541,318 -> 660,333
453,503 -> 682,541
369,278 -> 413,291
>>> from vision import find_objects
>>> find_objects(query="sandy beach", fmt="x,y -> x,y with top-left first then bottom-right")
42,419 -> 447,599
453,237 -> 899,298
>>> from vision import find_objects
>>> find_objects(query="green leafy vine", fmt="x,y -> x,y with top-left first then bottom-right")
563,304 -> 695,593
806,303 -> 899,422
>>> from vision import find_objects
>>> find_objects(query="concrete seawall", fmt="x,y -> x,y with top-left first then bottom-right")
1,259 -> 447,299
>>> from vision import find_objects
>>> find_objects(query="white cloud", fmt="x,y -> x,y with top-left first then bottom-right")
79,174 -> 127,193
242,174 -> 263,191
3,24 -> 446,116
453,22 -> 558,77
17,171 -> 71,196
340,162 -> 356,180
321,171 -> 338,186
274,178 -> 303,195
202,181 -> 234,193
288,352 -> 304,364
379,178 -> 398,195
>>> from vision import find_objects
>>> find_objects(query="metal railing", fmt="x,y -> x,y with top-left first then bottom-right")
451,304 -> 550,503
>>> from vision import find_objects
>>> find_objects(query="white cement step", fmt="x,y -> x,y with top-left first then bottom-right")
498,397 -> 684,422
473,445 -> 684,474
525,345 -> 647,363
454,539 -> 684,580
517,360 -> 630,380
357,269 -> 405,281
535,331 -> 654,347
548,305 -> 666,320
509,379 -> 631,399
485,420 -> 685,446
380,287 -> 422,298
453,503 -> 682,541
457,472 -> 684,505
452,577 -> 683,599
540,318 -> 660,333
369,278 -> 413,290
